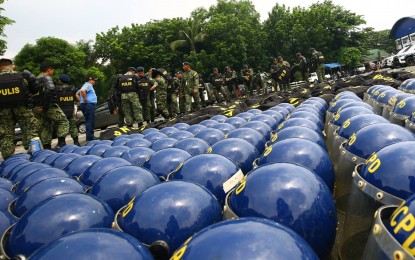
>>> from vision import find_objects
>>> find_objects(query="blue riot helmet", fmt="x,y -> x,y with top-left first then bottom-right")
125,138 -> 152,148
159,126 -> 179,136
30,150 -> 56,163
277,103 -> 295,113
64,155 -> 101,178
80,157 -> 131,186
269,106 -> 290,118
340,141 -> 415,259
115,181 -> 222,257
194,128 -> 225,146
170,154 -> 242,205
97,140 -> 113,146
150,138 -> 178,151
0,187 -> 16,211
169,130 -> 194,141
9,162 -> 50,183
111,137 -> 131,147
11,177 -> 85,218
270,126 -> 326,150
43,152 -> 66,166
141,128 -> 159,135
3,161 -> 34,180
226,163 -> 336,257
326,98 -> 361,129
101,146 -> 130,158
305,96 -> 328,109
211,115 -> 228,123
226,127 -> 267,154
364,85 -> 381,102
208,138 -> 260,174
0,160 -> 30,179
143,132 -> 168,143
186,124 -> 207,135
0,210 -> 16,240
6,153 -> 30,161
84,140 -> 100,147
247,108 -> 262,115
294,106 -> 324,119
390,96 -> 415,126
373,88 -> 399,115
336,101 -> 373,114
235,112 -> 255,121
14,167 -> 70,195
257,138 -> 334,191
369,86 -> 390,107
0,178 -> 13,191
211,123 -> 236,134
72,146 -> 91,155
242,121 -> 272,140
250,114 -> 279,130
398,78 -> 415,92
50,153 -> 82,169
58,144 -> 79,153
29,229 -> 153,260
288,111 -> 324,131
171,218 -> 318,260
127,133 -> 145,139
143,148 -> 191,180
89,165 -> 159,212
224,117 -> 247,129
3,193 -> 114,258
113,134 -> 133,141
173,138 -> 210,156
120,147 -> 155,166
385,92 -> 413,119
199,119 -> 218,128
261,110 -> 285,122
277,118 -> 322,135
86,144 -> 112,156
173,122 -> 190,130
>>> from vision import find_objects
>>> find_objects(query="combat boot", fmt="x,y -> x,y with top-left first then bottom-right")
43,143 -> 52,150
73,136 -> 80,146
54,137 -> 66,151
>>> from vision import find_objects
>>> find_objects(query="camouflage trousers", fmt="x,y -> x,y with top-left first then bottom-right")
34,104 -> 69,145
244,81 -> 253,96
67,115 -> 78,138
168,93 -> 179,117
121,92 -> 143,126
316,64 -> 325,83
179,95 -> 186,114
212,85 -> 230,102
185,92 -> 201,112
141,95 -> 155,123
0,106 -> 38,159
156,92 -> 170,119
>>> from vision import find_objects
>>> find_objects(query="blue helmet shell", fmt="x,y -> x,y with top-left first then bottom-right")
186,124 -> 207,135
64,155 -> 101,178
15,167 -> 70,195
150,138 -> 178,151
173,122 -> 190,130
226,127 -> 267,154
125,138 -> 152,148
120,147 -> 155,166
143,148 -> 191,180
224,117 -> 247,129
80,157 -> 131,186
173,138 -> 210,156
194,128 -> 225,146
169,130 -> 194,141
211,123 -> 236,134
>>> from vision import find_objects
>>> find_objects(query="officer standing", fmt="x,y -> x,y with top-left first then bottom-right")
253,73 -> 266,95
310,48 -> 325,83
276,56 -> 291,91
175,71 -> 186,114
56,74 -> 79,146
198,73 -> 206,107
137,67 -> 156,123
115,67 -> 143,127
76,76 -> 97,142
167,71 -> 179,118
292,53 -> 308,82
240,65 -> 253,97
0,58 -> 41,159
223,65 -> 237,98
35,62 -> 69,150
270,58 -> 279,91
209,68 -> 230,103
146,68 -> 156,122
182,62 -> 200,112
152,69 -> 170,120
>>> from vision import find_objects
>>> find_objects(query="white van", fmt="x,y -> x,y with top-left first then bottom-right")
381,45 -> 413,68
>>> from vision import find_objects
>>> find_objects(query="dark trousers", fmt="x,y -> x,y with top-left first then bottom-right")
80,103 -> 96,141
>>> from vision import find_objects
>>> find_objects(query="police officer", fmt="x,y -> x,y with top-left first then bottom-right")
240,65 -> 253,97
210,68 -> 230,103
76,76 -> 97,142
223,65 -> 237,98
0,58 -> 41,159
146,68 -> 156,122
167,71 -> 179,118
108,71 -> 124,127
115,67 -> 143,127
198,73 -> 207,107
182,62 -> 200,112
56,74 -> 79,146
253,73 -> 266,95
174,71 -> 185,114
292,53 -> 308,82
270,58 -> 279,91
152,69 -> 170,120
276,56 -> 291,91
137,67 -> 156,123
34,62 -> 69,150
310,48 -> 325,83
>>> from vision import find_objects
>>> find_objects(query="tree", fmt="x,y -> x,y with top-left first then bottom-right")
338,47 -> 362,68
0,0 -> 14,55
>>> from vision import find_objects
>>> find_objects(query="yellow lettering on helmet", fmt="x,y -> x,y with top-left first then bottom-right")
235,181 -> 246,195
334,113 -> 341,121
343,119 -> 351,129
364,152 -> 381,173
170,237 -> 192,260
271,132 -> 278,142
174,162 -> 183,173
277,123 -> 284,130
207,147 -> 212,153
391,206 -> 409,228
398,101 -> 406,109
348,133 -> 357,146
122,197 -> 135,217
394,213 -> 415,235
263,145 -> 272,156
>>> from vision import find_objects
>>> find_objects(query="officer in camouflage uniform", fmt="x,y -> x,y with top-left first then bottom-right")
182,62 -> 200,112
310,48 -> 325,83
137,67 -> 156,123
270,58 -> 279,91
223,66 -> 237,98
198,74 -> 206,107
175,71 -> 186,114
115,67 -> 143,127
34,62 -> 69,150
240,65 -> 254,97
0,58 -> 40,159
146,68 -> 156,122
209,68 -> 230,103
152,69 -> 170,119
167,71 -> 179,118
56,74 -> 79,146
292,53 -> 308,82
253,73 -> 267,95
276,56 -> 291,91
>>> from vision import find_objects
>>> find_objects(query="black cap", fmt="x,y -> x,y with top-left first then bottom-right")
183,62 -> 191,66
59,74 -> 71,83
86,76 -> 97,81
136,67 -> 144,72
128,67 -> 136,72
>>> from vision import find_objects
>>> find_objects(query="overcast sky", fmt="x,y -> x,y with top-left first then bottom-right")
2,0 -> 414,58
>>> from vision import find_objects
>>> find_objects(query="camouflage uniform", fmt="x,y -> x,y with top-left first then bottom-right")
198,76 -> 206,107
154,76 -> 170,119
138,74 -> 156,123
210,71 -> 229,102
223,69 -> 237,98
116,72 -> 143,126
253,75 -> 267,95
240,68 -> 254,96
173,77 -> 185,114
167,78 -> 179,117
182,69 -> 200,112
270,62 -> 279,91
276,61 -> 291,91
35,73 -> 69,147
293,55 -> 308,82
56,83 -> 78,140
0,68 -> 39,159
311,50 -> 325,83
146,72 -> 156,122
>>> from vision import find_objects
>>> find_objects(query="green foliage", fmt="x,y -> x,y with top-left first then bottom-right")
0,0 -> 14,55
338,47 -> 362,68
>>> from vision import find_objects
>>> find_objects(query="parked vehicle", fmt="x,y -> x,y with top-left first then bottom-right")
76,102 -> 120,134
381,45 -> 413,68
